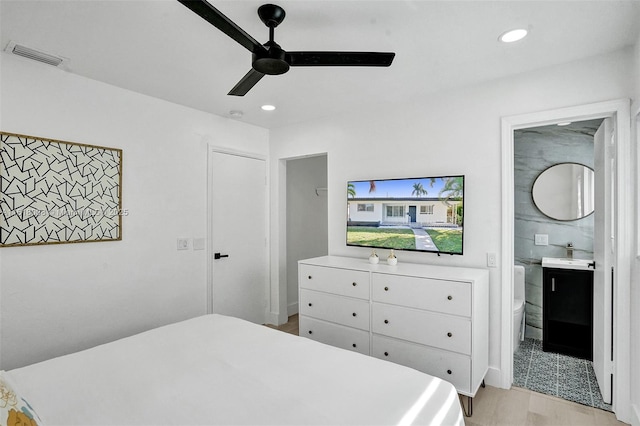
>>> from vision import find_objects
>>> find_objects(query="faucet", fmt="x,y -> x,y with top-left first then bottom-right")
566,242 -> 574,259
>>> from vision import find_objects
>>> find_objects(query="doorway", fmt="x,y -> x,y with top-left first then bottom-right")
285,154 -> 328,318
512,119 -> 610,410
500,99 -> 632,422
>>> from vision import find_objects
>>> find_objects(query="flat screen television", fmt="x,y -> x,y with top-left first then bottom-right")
346,175 -> 464,255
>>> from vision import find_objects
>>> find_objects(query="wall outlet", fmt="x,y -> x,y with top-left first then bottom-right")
177,238 -> 190,250
534,234 -> 549,246
487,252 -> 497,268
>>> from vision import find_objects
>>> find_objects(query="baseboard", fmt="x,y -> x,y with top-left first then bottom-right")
264,312 -> 277,326
265,311 -> 288,326
484,366 -> 504,389
631,403 -> 640,426
287,301 -> 298,317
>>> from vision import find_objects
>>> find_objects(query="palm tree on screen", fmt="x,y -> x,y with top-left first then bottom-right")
347,183 -> 356,198
411,182 -> 428,197
438,177 -> 463,204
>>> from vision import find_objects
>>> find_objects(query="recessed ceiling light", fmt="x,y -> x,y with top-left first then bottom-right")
557,122 -> 572,126
261,104 -> 276,111
499,28 -> 528,43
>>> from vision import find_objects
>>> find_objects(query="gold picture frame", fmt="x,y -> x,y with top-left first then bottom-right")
0,132 -> 123,247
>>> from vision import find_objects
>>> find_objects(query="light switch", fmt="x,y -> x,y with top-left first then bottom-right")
193,238 -> 205,251
534,234 -> 549,246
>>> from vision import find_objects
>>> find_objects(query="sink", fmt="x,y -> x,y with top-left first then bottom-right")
541,257 -> 594,271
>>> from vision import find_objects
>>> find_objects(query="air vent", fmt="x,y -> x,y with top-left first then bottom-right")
4,41 -> 68,68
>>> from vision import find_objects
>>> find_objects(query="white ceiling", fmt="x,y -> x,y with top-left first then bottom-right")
2,1 -> 639,130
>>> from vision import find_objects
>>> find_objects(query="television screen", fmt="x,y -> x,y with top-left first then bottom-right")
346,176 -> 464,255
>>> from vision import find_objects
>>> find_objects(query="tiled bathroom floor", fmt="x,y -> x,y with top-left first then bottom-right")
513,338 -> 612,412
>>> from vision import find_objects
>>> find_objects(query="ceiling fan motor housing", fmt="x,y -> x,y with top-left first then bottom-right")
252,42 -> 289,75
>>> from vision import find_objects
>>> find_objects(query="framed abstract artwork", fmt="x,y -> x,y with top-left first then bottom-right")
0,132 -> 123,247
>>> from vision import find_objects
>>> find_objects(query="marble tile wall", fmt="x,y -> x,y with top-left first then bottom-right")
514,119 -> 601,339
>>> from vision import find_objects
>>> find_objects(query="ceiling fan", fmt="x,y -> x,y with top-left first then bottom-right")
177,0 -> 396,96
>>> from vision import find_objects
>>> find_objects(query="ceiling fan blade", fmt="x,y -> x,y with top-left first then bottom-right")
177,0 -> 267,54
286,52 -> 395,67
228,69 -> 265,96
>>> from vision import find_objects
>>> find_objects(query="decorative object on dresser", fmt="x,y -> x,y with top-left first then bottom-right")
0,132 -> 123,247
386,249 -> 397,265
299,255 -> 489,417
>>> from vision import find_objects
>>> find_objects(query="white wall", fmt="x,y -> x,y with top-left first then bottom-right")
269,47 -> 635,387
0,53 -> 268,370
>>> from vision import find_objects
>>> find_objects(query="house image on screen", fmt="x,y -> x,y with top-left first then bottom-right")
347,197 -> 461,227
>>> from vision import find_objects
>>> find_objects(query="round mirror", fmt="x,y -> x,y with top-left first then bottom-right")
532,163 -> 594,221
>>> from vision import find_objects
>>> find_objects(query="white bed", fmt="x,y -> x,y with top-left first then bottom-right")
5,314 -> 464,425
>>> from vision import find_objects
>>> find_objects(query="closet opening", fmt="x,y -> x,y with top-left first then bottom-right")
283,153 -> 328,331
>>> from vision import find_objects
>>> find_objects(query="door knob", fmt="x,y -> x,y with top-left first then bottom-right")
214,253 -> 229,260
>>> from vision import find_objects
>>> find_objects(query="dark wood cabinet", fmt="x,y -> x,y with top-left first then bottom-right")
543,267 -> 593,360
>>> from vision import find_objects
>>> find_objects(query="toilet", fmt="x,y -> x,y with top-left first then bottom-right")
513,265 -> 526,352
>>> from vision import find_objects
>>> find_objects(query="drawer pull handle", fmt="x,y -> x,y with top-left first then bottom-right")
308,303 -> 312,307
308,330 -> 313,334
352,312 -> 357,317
352,282 -> 357,287
384,319 -> 389,324
384,352 -> 389,357
447,332 -> 453,337
308,275 -> 312,280
352,343 -> 357,348
447,295 -> 453,300
384,286 -> 389,291
447,369 -> 452,375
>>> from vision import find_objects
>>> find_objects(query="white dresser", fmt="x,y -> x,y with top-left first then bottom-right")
298,255 -> 489,414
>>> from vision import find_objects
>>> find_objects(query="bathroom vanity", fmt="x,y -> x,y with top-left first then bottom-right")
542,258 -> 594,360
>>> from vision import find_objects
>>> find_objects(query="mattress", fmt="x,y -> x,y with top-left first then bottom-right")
7,314 -> 464,425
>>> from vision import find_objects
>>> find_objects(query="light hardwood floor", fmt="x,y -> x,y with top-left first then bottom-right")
467,385 -> 625,426
264,314 -> 299,335
267,315 -> 627,426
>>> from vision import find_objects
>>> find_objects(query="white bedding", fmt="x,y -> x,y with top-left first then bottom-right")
8,314 -> 464,425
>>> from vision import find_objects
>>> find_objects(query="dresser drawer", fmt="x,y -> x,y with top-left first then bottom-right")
372,273 -> 471,317
299,264 -> 369,300
372,335 -> 471,394
300,316 -> 370,355
300,289 -> 370,331
372,303 -> 471,354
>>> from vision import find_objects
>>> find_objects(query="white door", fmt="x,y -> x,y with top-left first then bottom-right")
593,118 -> 613,404
208,149 -> 267,324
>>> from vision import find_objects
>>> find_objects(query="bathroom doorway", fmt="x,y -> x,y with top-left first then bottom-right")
512,119 -> 611,410
500,99 -> 632,421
